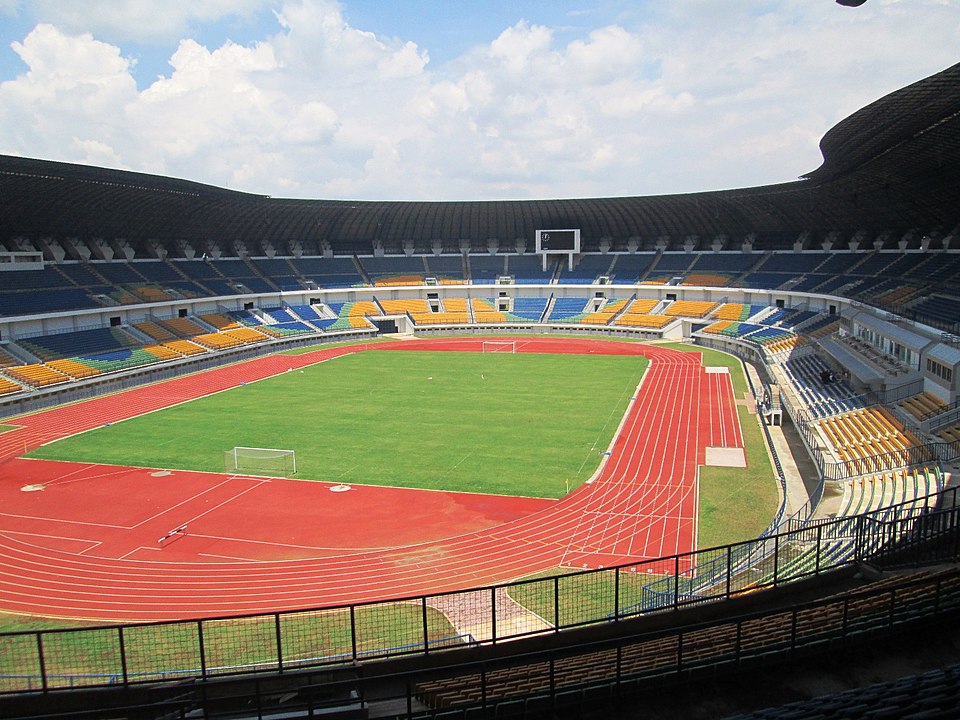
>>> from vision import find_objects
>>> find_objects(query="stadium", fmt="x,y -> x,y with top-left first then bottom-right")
0,49 -> 959,720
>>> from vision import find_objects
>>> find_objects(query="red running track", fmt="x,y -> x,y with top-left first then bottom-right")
0,338 -> 744,621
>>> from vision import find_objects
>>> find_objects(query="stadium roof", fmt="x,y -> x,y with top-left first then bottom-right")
1,62 -> 958,258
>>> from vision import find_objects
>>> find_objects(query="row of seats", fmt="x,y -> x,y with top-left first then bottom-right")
900,392 -> 947,420
4,251 -> 958,321
837,465 -> 940,519
726,662 -> 960,720
936,423 -> 960,445
0,305 -> 375,390
818,407 -> 921,473
414,567 -> 960,713
712,303 -> 768,322
0,295 -> 839,395
781,354 -> 861,418
359,297 -> 829,331
700,320 -> 805,359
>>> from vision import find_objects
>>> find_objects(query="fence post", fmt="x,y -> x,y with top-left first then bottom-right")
480,664 -> 488,714
614,568 -> 620,621
118,626 -> 128,685
554,575 -> 560,630
197,620 -> 207,680
726,546 -> 732,599
815,524 -> 823,574
953,504 -> 960,561
274,614 -> 283,672
854,514 -> 865,562
673,555 -> 680,609
790,608 -> 798,652
350,605 -> 358,662
37,633 -> 47,692
421,597 -> 430,654
773,533 -> 780,586
491,587 -> 498,644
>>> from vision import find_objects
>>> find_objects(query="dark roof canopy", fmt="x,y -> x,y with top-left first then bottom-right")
1,63 -> 958,258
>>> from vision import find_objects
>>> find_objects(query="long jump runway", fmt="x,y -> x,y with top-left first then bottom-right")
0,338 -> 744,621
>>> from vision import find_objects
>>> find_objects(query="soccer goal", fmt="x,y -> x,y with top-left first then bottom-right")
481,340 -> 516,353
224,447 -> 297,477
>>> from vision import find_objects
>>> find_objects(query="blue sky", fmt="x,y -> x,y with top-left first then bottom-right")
0,0 -> 956,201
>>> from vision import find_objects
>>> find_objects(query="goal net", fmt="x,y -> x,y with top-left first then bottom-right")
224,447 -> 297,477
481,340 -> 516,353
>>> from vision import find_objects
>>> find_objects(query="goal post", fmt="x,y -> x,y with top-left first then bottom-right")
481,340 -> 516,353
224,446 -> 297,477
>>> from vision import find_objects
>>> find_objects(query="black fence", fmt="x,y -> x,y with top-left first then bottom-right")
2,484 -> 956,696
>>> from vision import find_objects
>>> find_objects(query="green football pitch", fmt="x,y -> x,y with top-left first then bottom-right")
28,350 -> 648,498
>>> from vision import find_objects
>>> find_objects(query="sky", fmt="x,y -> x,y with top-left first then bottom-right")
0,1 -> 956,202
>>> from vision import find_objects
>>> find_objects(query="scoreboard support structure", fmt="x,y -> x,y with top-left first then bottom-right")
535,229 -> 581,271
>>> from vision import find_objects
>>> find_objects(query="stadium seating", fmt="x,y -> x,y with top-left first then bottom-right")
664,300 -> 718,318
286,303 -> 326,322
507,255 -> 555,284
611,298 -> 671,328
557,254 -> 614,284
360,255 -> 426,286
615,313 -> 673,329
817,407 -> 921,474
471,297 -> 506,323
610,254 -> 656,283
0,375 -> 23,395
423,255 -> 466,284
251,258 -> 301,292
162,339 -> 207,356
0,346 -> 20,368
157,317 -> 209,338
900,392 -> 947,420
652,253 -> 695,276
509,297 -> 549,321
198,312 -> 245,330
441,297 -> 469,314
291,257 -> 365,288
680,273 -> 732,286
379,298 -> 431,315
0,288 -> 102,316
18,327 -> 137,362
414,566 -> 960,715
133,320 -> 178,342
570,298 -> 629,325
5,363 -> 71,387
46,357 -> 100,379
690,253 -> 758,274
780,354 -> 859,418
711,303 -> 768,322
546,297 -> 590,321
467,255 -> 506,283
724,661 -> 960,720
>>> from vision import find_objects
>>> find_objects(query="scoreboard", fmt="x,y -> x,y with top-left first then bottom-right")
535,229 -> 580,254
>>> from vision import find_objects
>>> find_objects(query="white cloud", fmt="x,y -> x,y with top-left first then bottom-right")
0,0 -> 958,201
488,20 -> 554,76
0,24 -> 138,170
26,0 -> 273,44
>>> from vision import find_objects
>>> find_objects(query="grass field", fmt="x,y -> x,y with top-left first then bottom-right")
28,349 -> 648,499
